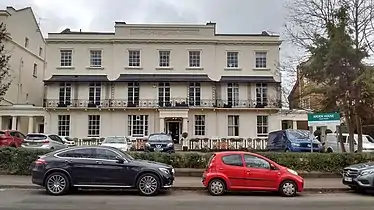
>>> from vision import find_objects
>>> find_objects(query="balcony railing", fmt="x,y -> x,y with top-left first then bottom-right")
44,98 -> 282,109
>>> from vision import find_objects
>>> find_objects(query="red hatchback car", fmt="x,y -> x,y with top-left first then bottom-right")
0,130 -> 26,147
202,151 -> 304,197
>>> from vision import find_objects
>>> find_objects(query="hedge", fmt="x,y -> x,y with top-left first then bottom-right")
1,147 -> 374,175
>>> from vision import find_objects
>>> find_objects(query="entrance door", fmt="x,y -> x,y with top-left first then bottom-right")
168,122 -> 180,143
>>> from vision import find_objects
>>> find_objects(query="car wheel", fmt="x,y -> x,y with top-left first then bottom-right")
208,179 -> 226,196
45,172 -> 70,196
326,148 -> 333,153
279,180 -> 297,197
137,173 -> 160,196
285,148 -> 290,152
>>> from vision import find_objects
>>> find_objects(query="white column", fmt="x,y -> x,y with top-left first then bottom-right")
11,116 -> 17,130
0,116 -> 2,130
182,118 -> 188,133
159,118 -> 165,133
28,116 -> 34,133
293,120 -> 298,129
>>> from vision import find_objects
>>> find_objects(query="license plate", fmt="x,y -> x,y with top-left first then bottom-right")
344,177 -> 352,182
155,148 -> 163,152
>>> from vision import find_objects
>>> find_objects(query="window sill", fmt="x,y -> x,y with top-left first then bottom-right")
256,135 -> 268,138
57,66 -> 75,70
125,66 -> 143,70
86,66 -> 104,70
33,75 -> 37,78
224,68 -> 242,71
156,67 -> 174,70
186,67 -> 204,70
253,68 -> 270,71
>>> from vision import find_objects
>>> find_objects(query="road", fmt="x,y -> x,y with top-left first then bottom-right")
0,189 -> 373,210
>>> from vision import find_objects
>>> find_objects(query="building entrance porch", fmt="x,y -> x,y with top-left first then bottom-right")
158,109 -> 189,144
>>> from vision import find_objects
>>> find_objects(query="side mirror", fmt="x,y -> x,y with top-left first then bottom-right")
115,156 -> 125,163
270,163 -> 278,170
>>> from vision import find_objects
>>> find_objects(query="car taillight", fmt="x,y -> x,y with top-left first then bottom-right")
42,140 -> 49,144
35,159 -> 46,165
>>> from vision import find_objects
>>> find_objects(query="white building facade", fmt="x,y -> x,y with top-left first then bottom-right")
0,6 -> 45,134
43,22 -> 283,141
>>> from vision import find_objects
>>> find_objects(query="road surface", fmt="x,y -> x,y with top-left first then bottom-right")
0,189 -> 373,210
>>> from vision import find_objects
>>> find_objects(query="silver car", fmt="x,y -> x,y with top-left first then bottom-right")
21,133 -> 68,150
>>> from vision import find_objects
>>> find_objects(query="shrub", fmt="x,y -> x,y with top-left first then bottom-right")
1,147 -> 374,175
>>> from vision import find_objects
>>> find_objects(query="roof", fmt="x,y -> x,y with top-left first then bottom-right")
44,75 -> 110,83
114,74 -> 213,82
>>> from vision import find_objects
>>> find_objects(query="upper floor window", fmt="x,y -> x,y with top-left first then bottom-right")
128,50 -> 141,67
226,52 -> 239,68
59,82 -> 71,105
159,51 -> 170,67
256,83 -> 268,105
33,63 -> 37,77
60,49 -> 73,67
24,37 -> 29,48
189,82 -> 201,106
189,51 -> 201,67
227,83 -> 239,106
39,47 -> 43,57
158,82 -> 171,107
255,52 -> 267,68
128,82 -> 140,105
90,50 -> 102,67
89,82 -> 101,105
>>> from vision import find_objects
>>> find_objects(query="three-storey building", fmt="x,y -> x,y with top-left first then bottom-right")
44,22 -> 282,140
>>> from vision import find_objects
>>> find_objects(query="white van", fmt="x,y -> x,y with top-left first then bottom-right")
325,133 -> 374,152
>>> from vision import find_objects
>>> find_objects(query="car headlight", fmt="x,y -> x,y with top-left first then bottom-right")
287,168 -> 298,176
167,143 -> 173,147
145,142 -> 150,147
360,170 -> 374,176
291,143 -> 300,147
159,168 -> 170,175
171,168 -> 175,174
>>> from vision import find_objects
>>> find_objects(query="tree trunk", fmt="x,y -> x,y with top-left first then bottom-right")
338,125 -> 346,152
355,112 -> 363,152
347,112 -> 356,153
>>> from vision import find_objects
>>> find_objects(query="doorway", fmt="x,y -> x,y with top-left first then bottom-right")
165,118 -> 181,144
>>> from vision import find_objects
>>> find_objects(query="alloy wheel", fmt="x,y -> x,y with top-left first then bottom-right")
46,174 -> 67,195
138,175 -> 158,195
281,181 -> 296,197
209,179 -> 225,195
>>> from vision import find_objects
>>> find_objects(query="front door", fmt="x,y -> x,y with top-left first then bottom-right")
93,148 -> 130,186
243,154 -> 279,189
168,122 -> 180,143
220,154 -> 247,188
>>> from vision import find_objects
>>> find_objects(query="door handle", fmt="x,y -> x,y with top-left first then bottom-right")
246,170 -> 251,174
96,161 -> 102,164
219,168 -> 224,170
65,160 -> 72,164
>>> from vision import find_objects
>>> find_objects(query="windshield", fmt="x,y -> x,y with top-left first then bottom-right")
148,134 -> 172,142
287,130 -> 312,140
366,136 -> 374,143
103,137 -> 127,144
64,137 -> 74,141
26,134 -> 47,140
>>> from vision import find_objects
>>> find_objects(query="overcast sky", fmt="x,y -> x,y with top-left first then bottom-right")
1,0 -> 286,35
2,0 -> 297,95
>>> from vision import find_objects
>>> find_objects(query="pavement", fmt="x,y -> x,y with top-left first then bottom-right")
0,189 -> 373,210
0,175 -> 348,192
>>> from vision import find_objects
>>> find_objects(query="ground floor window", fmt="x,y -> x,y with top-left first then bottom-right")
257,115 -> 268,137
88,115 -> 100,137
228,115 -> 239,136
58,115 -> 70,136
194,115 -> 205,136
128,115 -> 149,136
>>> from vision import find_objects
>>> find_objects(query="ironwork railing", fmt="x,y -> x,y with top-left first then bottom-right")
44,98 -> 281,109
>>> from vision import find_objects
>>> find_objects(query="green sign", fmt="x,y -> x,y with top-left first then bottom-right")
307,113 -> 340,126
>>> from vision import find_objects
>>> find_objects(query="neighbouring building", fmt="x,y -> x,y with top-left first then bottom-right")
0,6 -> 45,134
288,62 -> 325,111
43,22 -> 284,140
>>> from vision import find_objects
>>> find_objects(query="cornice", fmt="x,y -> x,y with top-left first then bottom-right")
46,39 -> 282,46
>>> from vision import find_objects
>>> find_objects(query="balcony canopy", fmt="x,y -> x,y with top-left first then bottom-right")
114,74 -> 214,82
44,75 -> 110,83
219,76 -> 279,83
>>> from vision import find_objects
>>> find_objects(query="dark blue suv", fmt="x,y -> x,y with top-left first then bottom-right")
266,129 -> 323,152
144,133 -> 175,153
